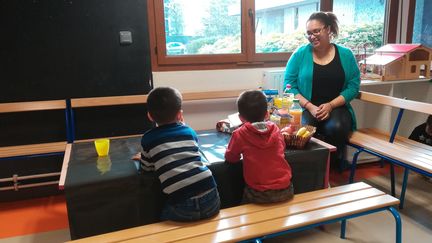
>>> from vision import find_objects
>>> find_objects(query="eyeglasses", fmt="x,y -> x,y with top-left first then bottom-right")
304,27 -> 325,39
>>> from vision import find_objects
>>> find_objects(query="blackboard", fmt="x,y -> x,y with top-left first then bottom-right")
0,0 -> 152,102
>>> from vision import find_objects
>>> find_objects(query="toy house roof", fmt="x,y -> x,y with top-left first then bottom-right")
359,52 -> 405,65
375,44 -> 428,53
359,43 -> 432,65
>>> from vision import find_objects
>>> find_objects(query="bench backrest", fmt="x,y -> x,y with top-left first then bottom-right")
0,100 -> 70,146
0,100 -> 67,113
357,91 -> 432,142
357,91 -> 432,115
68,90 -> 246,142
70,90 -> 245,108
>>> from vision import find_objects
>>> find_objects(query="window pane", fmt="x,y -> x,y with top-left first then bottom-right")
413,0 -> 432,47
333,0 -> 386,54
255,0 -> 319,53
164,0 -> 241,56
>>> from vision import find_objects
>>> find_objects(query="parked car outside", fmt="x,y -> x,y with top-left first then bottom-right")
166,42 -> 186,55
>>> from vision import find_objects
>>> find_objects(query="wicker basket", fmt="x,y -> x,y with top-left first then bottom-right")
282,125 -> 316,149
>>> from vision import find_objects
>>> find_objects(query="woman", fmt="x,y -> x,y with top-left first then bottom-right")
284,12 -> 360,171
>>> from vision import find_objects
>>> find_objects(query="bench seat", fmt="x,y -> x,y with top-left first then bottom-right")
357,128 -> 432,157
350,129 -> 432,174
69,182 -> 401,243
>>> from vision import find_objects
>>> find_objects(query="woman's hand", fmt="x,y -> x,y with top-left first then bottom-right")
305,103 -> 319,118
315,103 -> 333,121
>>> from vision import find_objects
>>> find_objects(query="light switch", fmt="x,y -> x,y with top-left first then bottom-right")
119,31 -> 132,45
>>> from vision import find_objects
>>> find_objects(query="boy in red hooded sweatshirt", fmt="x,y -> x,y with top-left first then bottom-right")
225,90 -> 293,204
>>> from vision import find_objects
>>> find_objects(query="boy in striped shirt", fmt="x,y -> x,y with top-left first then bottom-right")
134,87 -> 220,222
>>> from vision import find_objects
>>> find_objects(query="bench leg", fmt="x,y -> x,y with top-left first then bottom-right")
388,206 -> 402,243
349,149 -> 362,183
244,206 -> 401,243
390,163 -> 396,197
340,219 -> 347,239
399,168 -> 410,209
380,158 -> 385,168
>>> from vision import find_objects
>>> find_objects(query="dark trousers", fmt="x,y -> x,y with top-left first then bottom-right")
302,106 -> 352,171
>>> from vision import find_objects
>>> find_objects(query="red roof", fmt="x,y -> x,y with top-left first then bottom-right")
375,44 -> 422,53
359,53 -> 405,65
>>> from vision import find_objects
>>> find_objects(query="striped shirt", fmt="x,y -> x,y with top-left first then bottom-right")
140,123 -> 217,203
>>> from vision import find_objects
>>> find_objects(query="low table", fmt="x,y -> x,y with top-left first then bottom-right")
63,130 -> 333,239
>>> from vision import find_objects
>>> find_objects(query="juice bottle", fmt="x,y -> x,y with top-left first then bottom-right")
282,84 -> 294,110
289,99 -> 302,132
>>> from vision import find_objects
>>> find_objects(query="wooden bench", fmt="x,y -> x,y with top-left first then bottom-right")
68,182 -> 401,243
348,91 -> 432,209
0,100 -> 69,191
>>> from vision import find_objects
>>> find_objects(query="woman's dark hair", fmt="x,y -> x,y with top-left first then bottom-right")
147,87 -> 182,124
308,11 -> 339,38
237,90 -> 268,123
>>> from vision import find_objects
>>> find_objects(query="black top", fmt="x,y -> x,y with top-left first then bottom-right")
311,45 -> 345,106
409,123 -> 432,146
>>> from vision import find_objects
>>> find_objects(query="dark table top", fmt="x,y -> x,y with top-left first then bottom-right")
197,130 -> 328,163
65,130 -> 329,189
65,136 -> 141,189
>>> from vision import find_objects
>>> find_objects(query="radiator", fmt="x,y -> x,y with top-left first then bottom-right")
262,69 -> 285,94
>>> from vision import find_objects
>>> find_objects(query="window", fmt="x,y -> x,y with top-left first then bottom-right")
148,0 -> 393,71
254,0 -> 318,54
164,0 -> 241,55
412,0 -> 432,47
332,0 -> 387,55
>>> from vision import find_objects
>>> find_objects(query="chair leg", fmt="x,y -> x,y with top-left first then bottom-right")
399,168 -> 409,209
349,149 -> 362,183
388,206 -> 402,243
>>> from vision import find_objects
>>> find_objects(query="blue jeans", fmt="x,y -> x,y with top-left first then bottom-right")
161,188 -> 221,222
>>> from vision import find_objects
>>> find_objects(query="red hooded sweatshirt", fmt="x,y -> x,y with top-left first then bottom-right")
225,121 -> 292,191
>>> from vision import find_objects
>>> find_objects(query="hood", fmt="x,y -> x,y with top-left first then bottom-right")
237,122 -> 281,148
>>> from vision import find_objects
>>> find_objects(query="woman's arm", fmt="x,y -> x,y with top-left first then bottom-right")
284,47 -> 305,97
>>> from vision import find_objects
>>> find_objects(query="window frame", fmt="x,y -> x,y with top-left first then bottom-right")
147,0 -> 398,71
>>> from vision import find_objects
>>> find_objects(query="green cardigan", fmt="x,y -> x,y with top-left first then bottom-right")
284,43 -> 360,130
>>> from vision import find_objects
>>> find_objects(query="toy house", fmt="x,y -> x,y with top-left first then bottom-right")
359,44 -> 432,81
